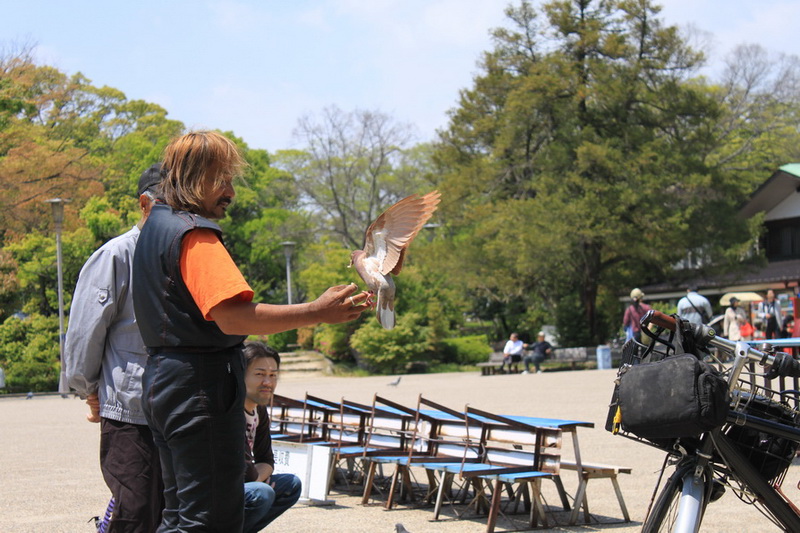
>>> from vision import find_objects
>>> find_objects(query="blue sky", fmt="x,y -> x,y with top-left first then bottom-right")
2,0 -> 799,152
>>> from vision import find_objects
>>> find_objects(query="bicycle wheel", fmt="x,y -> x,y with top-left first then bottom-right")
643,462 -> 708,533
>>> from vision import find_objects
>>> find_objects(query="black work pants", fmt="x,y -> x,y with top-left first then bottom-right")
100,418 -> 164,533
142,347 -> 245,532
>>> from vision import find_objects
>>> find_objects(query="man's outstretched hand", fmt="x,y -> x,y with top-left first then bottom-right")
312,283 -> 372,324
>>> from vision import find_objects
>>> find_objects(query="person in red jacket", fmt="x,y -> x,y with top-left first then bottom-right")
622,288 -> 651,342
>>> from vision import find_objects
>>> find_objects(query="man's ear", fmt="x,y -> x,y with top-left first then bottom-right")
139,194 -> 152,216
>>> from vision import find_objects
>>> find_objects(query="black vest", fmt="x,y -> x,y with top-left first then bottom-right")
132,203 -> 247,351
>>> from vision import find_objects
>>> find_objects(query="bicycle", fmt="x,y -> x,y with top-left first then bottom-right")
606,309 -> 800,532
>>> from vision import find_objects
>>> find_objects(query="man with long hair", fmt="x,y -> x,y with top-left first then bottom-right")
132,131 -> 370,532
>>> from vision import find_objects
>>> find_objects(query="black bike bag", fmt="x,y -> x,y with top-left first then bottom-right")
616,354 -> 730,440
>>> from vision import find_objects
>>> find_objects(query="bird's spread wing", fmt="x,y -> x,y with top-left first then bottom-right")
362,191 -> 441,276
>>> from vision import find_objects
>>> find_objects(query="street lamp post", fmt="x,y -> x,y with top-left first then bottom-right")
280,241 -> 296,305
45,198 -> 70,396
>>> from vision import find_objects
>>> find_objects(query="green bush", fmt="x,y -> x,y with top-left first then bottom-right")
438,334 -> 492,364
0,314 -> 60,392
350,312 -> 431,374
313,323 -> 352,361
262,329 -> 297,352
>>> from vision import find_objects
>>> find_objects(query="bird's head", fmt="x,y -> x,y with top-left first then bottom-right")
348,250 -> 364,268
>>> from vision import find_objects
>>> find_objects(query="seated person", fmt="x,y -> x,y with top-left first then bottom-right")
243,342 -> 302,532
499,332 -> 525,373
523,331 -> 552,374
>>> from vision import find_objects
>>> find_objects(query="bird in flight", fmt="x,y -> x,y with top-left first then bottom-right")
349,191 -> 441,329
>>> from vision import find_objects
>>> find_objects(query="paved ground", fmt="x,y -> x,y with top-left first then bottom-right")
1,368 -> 797,532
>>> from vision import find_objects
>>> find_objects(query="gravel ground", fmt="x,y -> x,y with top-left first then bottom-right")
1,368 -> 796,532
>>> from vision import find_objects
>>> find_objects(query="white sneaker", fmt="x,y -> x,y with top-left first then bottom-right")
521,371 -> 529,374
537,370 -> 542,374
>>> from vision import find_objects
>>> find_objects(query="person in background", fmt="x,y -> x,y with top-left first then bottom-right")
132,131 -> 370,532
64,164 -> 165,532
779,316 -> 795,339
756,289 -> 783,340
622,288 -> 651,342
677,286 -> 713,325
523,331 -> 552,374
499,332 -> 525,373
723,296 -> 746,341
242,342 -> 301,532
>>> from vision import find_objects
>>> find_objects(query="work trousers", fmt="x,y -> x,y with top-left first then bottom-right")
143,347 -> 246,532
100,418 -> 164,533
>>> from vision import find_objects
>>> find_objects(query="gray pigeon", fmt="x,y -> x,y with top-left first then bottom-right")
395,524 -> 411,533
387,376 -> 401,387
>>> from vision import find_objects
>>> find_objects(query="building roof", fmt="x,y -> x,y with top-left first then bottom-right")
635,164 -> 800,302
739,164 -> 800,218
640,258 -> 800,300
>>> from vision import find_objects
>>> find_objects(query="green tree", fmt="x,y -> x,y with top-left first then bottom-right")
431,0 -> 764,344
274,106 -> 430,249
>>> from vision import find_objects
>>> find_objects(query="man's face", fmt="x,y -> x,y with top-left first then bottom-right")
245,356 -> 279,407
510,334 -> 518,341
201,176 -> 235,219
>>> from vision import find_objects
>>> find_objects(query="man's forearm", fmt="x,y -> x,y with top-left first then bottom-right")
210,284 -> 369,336
211,301 -> 324,336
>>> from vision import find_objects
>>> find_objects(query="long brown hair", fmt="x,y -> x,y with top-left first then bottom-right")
161,131 -> 246,214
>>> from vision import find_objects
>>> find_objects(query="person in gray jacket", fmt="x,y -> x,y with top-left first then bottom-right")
677,286 -> 713,325
64,164 -> 164,533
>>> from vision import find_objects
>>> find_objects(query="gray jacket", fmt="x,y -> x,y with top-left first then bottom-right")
677,292 -> 713,325
64,226 -> 148,425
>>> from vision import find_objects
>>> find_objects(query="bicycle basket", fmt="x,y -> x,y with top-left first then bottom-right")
723,383 -> 800,484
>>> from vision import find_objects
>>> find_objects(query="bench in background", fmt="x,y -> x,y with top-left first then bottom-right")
477,352 -> 507,375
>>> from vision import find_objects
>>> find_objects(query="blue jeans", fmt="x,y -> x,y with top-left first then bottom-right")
142,347 -> 245,532
244,474 -> 302,532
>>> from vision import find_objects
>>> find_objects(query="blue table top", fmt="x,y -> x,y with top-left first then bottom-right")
285,398 -> 594,430
747,337 -> 800,348
505,415 -> 594,429
417,409 -> 593,429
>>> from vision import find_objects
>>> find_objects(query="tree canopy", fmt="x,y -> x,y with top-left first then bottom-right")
3,2 -> 800,390
429,0 -> 800,344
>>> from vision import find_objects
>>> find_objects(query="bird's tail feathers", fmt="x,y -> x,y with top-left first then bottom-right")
376,293 -> 396,330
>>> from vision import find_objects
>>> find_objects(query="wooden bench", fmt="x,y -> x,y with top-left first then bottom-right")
478,347 -> 597,374
477,352 -> 522,375
561,460 -> 631,523
551,346 -> 592,369
477,352 -> 504,375
458,406 -> 565,532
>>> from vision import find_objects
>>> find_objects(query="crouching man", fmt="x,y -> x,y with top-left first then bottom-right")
243,342 -> 302,532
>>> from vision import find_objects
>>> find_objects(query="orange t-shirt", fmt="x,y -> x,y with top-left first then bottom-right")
180,229 -> 254,320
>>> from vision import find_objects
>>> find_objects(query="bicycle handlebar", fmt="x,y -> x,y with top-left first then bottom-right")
641,310 -> 800,379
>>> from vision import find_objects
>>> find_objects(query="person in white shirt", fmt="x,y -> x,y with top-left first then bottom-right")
756,289 -> 783,340
499,332 -> 525,373
723,297 -> 747,341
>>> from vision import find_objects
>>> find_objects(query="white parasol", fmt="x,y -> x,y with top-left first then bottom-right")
719,292 -> 763,306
